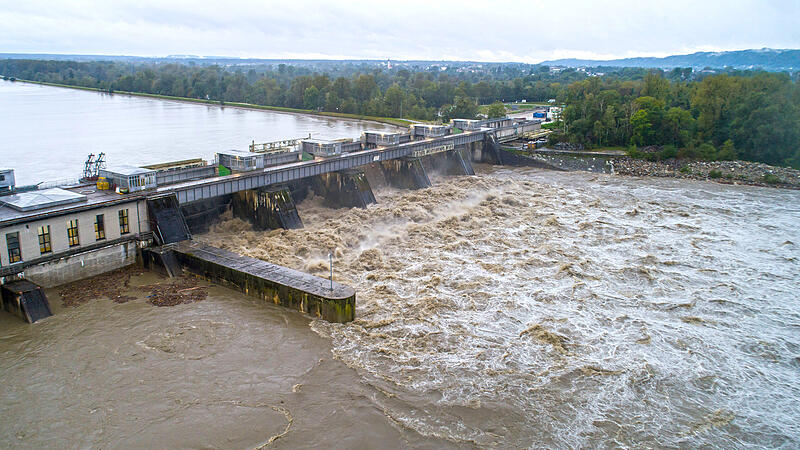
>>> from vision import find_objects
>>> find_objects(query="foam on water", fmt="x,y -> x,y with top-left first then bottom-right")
200,166 -> 800,447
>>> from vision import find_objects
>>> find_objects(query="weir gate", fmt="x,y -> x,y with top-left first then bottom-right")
0,117 -> 541,323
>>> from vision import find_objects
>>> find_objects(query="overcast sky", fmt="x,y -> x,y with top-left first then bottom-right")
1,0 -> 799,63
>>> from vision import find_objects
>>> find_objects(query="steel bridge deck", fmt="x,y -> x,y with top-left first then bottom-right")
158,130 -> 486,204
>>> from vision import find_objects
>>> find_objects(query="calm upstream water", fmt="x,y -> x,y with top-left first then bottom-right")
1,81 -> 799,447
0,80 -> 398,185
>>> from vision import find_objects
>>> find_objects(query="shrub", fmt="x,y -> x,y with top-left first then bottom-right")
659,145 -> 678,160
627,146 -> 643,159
709,170 -> 723,179
763,173 -> 781,184
698,143 -> 718,161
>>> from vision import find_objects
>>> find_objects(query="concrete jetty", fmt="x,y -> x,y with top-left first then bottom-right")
146,241 -> 355,323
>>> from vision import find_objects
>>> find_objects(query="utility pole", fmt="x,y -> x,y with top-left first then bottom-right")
328,252 -> 333,291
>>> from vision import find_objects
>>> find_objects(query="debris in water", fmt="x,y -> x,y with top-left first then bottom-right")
58,266 -> 144,307
140,277 -> 208,307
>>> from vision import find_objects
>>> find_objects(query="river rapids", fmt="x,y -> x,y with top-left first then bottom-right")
196,165 -> 800,447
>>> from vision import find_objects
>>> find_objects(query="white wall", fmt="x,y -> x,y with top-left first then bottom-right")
0,199 -> 148,267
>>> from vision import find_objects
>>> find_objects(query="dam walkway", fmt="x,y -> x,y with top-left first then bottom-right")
145,241 -> 355,323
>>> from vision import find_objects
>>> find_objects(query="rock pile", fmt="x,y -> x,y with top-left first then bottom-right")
613,158 -> 800,189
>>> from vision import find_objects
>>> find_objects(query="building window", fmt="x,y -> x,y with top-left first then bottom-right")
94,214 -> 106,241
67,219 -> 80,247
6,232 -> 21,263
119,209 -> 130,234
38,225 -> 52,254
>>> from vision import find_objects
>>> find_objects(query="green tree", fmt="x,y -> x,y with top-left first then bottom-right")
384,83 -> 404,117
486,101 -> 506,118
630,97 -> 666,146
303,85 -> 322,110
716,139 -> 739,161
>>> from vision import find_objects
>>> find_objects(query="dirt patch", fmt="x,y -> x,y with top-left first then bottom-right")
141,276 -> 208,307
58,266 -> 144,307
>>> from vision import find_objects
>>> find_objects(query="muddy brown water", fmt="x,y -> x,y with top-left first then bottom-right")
2,166 -> 799,447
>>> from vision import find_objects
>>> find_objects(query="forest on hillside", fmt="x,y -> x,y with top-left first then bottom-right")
1,59 -> 798,168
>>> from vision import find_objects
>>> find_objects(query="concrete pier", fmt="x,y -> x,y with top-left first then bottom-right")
231,186 -> 303,230
312,169 -> 376,209
479,134 -> 502,164
380,156 -> 431,190
426,149 -> 475,176
147,194 -> 192,245
1,279 -> 52,323
170,241 -> 355,323
181,195 -> 233,234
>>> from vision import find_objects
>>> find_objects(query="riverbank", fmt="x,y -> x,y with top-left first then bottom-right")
11,79 -> 414,129
612,157 -> 800,189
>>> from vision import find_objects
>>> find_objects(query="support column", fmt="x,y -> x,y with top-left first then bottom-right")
312,169 -> 376,209
425,148 -> 475,176
231,186 -> 303,230
380,156 -> 431,190
147,194 -> 192,245
1,279 -> 52,323
480,133 -> 502,164
180,195 -> 232,234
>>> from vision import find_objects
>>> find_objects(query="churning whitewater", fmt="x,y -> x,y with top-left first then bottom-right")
198,165 -> 800,447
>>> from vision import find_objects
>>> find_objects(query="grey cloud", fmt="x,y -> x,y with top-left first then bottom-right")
0,0 -> 798,61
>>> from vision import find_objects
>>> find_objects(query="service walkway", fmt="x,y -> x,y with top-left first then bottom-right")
171,241 -> 356,323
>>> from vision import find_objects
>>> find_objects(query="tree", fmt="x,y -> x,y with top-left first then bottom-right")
698,142 -> 718,160
303,85 -> 322,110
716,139 -> 739,161
629,96 -> 666,146
441,96 -> 478,121
664,107 -> 695,147
384,83 -> 404,117
486,101 -> 506,119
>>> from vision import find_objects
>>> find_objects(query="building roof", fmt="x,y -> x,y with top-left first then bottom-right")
0,188 -> 86,212
100,165 -> 155,176
217,149 -> 261,157
0,185 -> 144,227
413,124 -> 448,129
364,131 -> 406,136
303,139 -> 343,145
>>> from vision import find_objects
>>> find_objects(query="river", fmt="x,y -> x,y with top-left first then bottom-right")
1,83 -> 799,447
0,80 -> 397,185
199,167 -> 800,447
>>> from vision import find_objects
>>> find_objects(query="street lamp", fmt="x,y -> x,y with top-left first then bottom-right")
328,252 -> 333,291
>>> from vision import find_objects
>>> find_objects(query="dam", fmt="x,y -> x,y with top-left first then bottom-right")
0,115 -> 542,322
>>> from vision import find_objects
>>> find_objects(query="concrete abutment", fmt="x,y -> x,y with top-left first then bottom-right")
231,186 -> 303,231
380,156 -> 431,190
311,169 -> 376,209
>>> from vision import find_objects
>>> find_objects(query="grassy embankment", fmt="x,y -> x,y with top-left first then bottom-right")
12,79 -> 415,128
